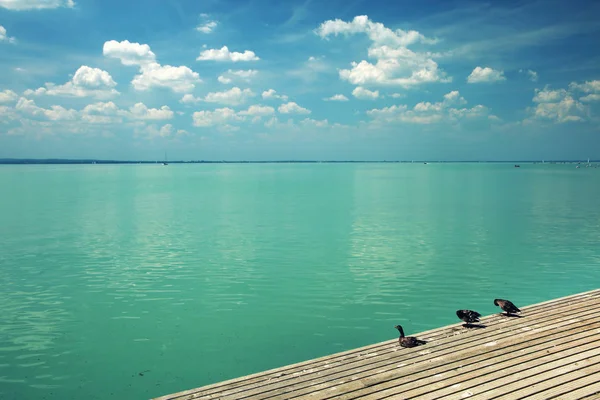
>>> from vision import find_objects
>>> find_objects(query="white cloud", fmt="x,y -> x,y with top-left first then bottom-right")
4,98 -> 179,137
352,86 -> 379,100
197,46 -> 259,62
24,65 -> 119,99
103,40 -> 201,93
137,123 -> 180,139
192,107 -> 243,127
0,25 -> 16,43
239,105 -> 275,116
317,16 -> 448,88
467,67 -> 506,83
367,90 -> 493,124
262,89 -> 288,101
533,87 -> 567,103
278,101 -> 311,114
126,103 -> 173,120
15,97 -> 78,121
580,94 -> 600,102
180,94 -> 202,104
132,63 -> 201,93
0,0 -> 75,10
315,15 -> 437,47
529,84 -> 589,123
203,87 -> 255,106
81,101 -> 122,124
196,21 -> 217,34
389,93 -> 405,98
217,69 -> 258,84
324,94 -> 349,101
103,40 -> 156,67
0,89 -> 18,103
79,101 -> 173,124
569,80 -> 600,102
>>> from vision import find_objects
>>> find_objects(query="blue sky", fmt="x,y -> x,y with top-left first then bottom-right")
0,0 -> 599,161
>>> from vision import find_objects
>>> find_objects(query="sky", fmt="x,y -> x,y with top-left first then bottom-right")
0,0 -> 599,161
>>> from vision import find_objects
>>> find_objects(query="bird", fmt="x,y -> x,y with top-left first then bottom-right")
394,325 -> 427,348
456,309 -> 481,325
494,299 -> 521,316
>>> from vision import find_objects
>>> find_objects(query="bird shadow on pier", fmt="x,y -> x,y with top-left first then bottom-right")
462,323 -> 487,329
501,313 -> 523,318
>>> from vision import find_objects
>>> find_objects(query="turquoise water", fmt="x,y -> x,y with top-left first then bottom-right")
0,163 -> 599,399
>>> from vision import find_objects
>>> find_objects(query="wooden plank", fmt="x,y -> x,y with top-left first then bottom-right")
526,371 -> 600,399
241,301 -> 600,400
152,289 -> 600,400
454,353 -> 600,399
404,339 -> 600,399
330,318 -> 600,400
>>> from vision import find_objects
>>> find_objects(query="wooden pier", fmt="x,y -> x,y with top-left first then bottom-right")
154,289 -> 600,399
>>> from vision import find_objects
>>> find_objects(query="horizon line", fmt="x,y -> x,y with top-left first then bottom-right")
0,158 -> 597,165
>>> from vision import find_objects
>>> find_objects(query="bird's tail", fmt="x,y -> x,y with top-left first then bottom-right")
416,339 -> 427,345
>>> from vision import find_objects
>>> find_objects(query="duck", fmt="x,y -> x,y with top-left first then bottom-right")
494,299 -> 521,315
456,309 -> 481,324
394,325 -> 427,348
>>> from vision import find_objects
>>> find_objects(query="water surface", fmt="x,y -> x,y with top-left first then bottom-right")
0,163 -> 599,399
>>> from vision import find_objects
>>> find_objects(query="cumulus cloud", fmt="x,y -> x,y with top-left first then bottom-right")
192,107 -> 243,127
217,69 -> 258,84
238,105 -> 275,116
180,94 -> 202,104
24,65 -> 119,99
569,80 -> 600,103
0,25 -> 15,43
262,89 -> 288,101
467,67 -> 506,83
103,40 -> 156,67
278,102 -> 311,114
131,63 -> 201,93
316,15 -> 449,89
190,102 -> 315,131
0,89 -> 18,103
4,97 -> 179,137
315,15 -> 436,47
126,103 -> 174,120
103,40 -> 201,93
352,86 -> 379,100
324,94 -> 349,101
0,0 -> 75,10
15,97 -> 78,121
367,90 -> 493,124
528,84 -> 590,123
203,87 -> 255,105
197,46 -> 259,62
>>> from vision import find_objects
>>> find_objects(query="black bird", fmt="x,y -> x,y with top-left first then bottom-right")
394,325 -> 427,348
456,309 -> 481,325
494,299 -> 521,316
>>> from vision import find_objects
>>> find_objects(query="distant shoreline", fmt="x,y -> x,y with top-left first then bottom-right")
0,158 -> 598,165
0,159 -> 596,165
